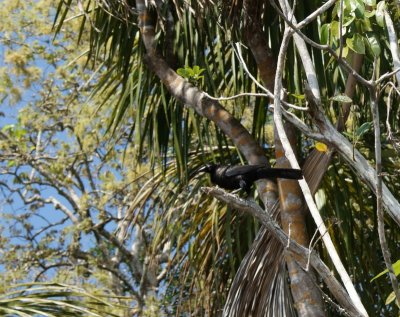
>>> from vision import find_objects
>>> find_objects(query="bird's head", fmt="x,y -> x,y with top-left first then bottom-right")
195,163 -> 217,174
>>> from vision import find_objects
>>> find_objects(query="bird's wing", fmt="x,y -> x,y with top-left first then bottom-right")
225,165 -> 266,177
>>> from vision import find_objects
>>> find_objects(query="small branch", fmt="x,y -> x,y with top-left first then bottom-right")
204,91 -> 309,111
98,263 -> 143,304
233,43 -> 309,112
376,67 -> 400,85
294,0 -> 337,30
23,130 -> 42,197
234,43 -> 271,95
204,91 -> 270,101
384,83 -> 400,153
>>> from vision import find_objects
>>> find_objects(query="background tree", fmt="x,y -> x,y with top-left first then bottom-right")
1,0 -> 400,316
0,0 -> 173,315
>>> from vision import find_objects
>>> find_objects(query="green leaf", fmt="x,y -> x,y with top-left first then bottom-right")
177,67 -> 190,78
343,131 -> 353,139
371,259 -> 400,282
331,94 -> 353,103
350,0 -> 365,18
7,160 -> 15,168
365,34 -> 381,57
192,65 -> 204,76
343,16 -> 355,27
330,21 -> 342,41
376,1 -> 386,27
385,291 -> 397,305
365,0 -> 376,5
290,93 -> 305,100
320,24 -> 330,45
364,10 -> 376,18
186,67 -> 195,77
346,34 -> 366,54
15,128 -> 27,139
355,121 -> 372,137
2,124 -> 15,132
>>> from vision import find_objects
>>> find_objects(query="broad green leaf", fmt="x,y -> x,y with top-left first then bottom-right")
360,17 -> 373,32
343,16 -> 355,27
376,1 -> 386,27
366,34 -> 381,57
186,67 -> 195,77
330,21 -> 341,41
320,23 -> 330,45
176,68 -> 186,77
339,46 -> 349,58
346,34 -> 366,54
349,0 -> 365,18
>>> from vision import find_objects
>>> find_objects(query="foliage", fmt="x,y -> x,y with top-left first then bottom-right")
0,283 -> 122,317
1,0 -> 400,316
0,0 -> 167,315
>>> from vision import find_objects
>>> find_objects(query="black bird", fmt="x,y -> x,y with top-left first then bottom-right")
197,164 -> 302,193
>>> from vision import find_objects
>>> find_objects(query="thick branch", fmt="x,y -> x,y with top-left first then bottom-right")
136,0 -> 278,208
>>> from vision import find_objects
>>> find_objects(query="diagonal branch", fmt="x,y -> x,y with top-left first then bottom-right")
304,89 -> 400,226
135,0 -> 277,208
203,187 -> 365,317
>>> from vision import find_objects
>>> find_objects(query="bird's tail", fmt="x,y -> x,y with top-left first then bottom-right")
258,168 -> 303,180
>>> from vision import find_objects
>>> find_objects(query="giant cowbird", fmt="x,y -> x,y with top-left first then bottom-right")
197,164 -> 302,193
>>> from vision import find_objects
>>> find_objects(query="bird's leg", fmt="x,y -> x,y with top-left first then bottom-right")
239,179 -> 248,192
231,188 -> 242,195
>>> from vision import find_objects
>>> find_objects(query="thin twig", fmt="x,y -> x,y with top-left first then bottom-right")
233,43 -> 309,111
204,90 -> 309,111
376,67 -> 400,84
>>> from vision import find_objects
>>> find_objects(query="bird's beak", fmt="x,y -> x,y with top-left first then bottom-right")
195,166 -> 209,174
189,165 -> 209,180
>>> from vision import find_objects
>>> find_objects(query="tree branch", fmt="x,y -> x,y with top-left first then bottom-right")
203,187 -> 365,317
369,82 -> 400,305
273,27 -> 368,317
384,9 -> 400,86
